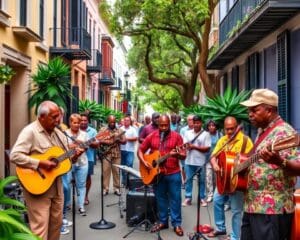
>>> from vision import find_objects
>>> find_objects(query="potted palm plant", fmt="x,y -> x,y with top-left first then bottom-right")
28,57 -> 71,113
0,176 -> 41,240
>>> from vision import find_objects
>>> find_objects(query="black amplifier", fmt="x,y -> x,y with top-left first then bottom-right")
127,175 -> 144,191
126,190 -> 157,226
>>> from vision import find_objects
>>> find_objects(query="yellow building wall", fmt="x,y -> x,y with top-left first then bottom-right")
0,0 -> 55,177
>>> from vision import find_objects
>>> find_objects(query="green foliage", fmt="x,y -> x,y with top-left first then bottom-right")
0,176 -> 41,240
183,87 -> 251,128
133,84 -> 184,113
28,57 -> 71,113
108,0 -> 216,106
79,99 -> 123,126
0,65 -> 15,84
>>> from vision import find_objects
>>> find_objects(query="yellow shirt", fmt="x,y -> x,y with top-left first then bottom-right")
212,131 -> 253,155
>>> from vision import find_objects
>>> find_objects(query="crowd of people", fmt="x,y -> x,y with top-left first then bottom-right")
9,88 -> 300,240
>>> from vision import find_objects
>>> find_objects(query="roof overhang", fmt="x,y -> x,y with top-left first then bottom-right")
207,1 -> 300,70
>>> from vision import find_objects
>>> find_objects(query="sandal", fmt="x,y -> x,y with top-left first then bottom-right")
84,199 -> 89,205
150,223 -> 169,233
207,230 -> 227,238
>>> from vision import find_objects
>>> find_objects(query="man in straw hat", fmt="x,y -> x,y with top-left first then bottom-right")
240,89 -> 300,240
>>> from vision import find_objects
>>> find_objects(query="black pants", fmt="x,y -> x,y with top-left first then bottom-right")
241,212 -> 293,240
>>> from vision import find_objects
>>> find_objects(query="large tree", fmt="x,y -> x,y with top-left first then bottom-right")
105,0 -> 219,105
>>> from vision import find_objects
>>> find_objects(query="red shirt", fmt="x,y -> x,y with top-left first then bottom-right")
139,130 -> 184,175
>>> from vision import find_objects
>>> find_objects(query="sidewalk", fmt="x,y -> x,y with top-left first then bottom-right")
61,162 -> 231,240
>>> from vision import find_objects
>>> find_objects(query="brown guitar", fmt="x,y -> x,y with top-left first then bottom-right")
16,131 -> 111,195
216,133 -> 300,194
140,145 -> 186,185
291,189 -> 300,240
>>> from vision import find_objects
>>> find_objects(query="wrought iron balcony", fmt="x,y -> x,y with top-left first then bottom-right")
87,50 -> 102,73
50,27 -> 91,60
208,0 -> 300,69
99,67 -> 115,86
110,77 -> 122,90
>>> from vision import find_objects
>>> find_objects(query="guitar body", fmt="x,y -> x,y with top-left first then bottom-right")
140,150 -> 161,185
216,151 -> 236,194
16,146 -> 71,195
230,153 -> 248,192
291,189 -> 300,240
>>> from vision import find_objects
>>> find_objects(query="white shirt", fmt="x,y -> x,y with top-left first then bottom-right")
66,129 -> 88,166
120,125 -> 138,152
184,129 -> 211,166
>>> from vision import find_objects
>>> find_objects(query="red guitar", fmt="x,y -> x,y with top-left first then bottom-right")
216,133 -> 300,194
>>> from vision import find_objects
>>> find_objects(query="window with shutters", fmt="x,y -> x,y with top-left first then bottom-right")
20,0 -> 27,26
39,0 -> 44,38
231,66 -> 239,90
246,52 -> 259,90
277,31 -> 290,122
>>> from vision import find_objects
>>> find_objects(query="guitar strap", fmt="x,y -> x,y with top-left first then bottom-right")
254,117 -> 284,151
190,129 -> 205,144
241,135 -> 248,154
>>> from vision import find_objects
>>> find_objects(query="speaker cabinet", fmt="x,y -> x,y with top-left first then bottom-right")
126,191 -> 157,225
127,175 -> 144,191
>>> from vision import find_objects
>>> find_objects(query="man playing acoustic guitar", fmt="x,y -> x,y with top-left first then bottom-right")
10,101 -> 84,240
138,114 -> 186,237
240,89 -> 300,240
208,116 -> 253,240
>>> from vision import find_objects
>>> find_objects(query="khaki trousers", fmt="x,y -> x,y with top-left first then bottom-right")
103,156 -> 121,191
24,183 -> 63,240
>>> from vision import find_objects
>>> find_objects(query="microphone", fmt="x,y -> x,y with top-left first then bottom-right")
55,125 -> 78,143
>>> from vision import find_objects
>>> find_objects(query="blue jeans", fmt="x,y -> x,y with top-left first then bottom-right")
72,164 -> 88,209
62,171 -> 71,215
153,172 -> 182,227
213,189 -> 244,240
121,151 -> 134,185
184,164 -> 206,200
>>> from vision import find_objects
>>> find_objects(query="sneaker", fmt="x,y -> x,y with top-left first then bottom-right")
103,189 -> 109,196
182,198 -> 192,207
62,218 -> 73,227
78,208 -> 87,216
201,200 -> 208,207
206,196 -> 213,203
60,226 -> 70,235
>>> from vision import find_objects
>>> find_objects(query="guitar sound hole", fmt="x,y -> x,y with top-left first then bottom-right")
152,161 -> 157,168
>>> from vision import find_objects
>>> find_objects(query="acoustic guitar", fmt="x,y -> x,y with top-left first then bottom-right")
291,189 -> 300,240
216,133 -> 300,194
140,145 -> 187,185
16,131 -> 112,195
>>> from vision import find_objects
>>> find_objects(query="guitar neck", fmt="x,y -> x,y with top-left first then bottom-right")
233,153 -> 260,175
157,153 -> 171,166
56,149 -> 76,163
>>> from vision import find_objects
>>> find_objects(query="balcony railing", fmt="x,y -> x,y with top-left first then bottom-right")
99,67 -> 115,85
219,0 -> 265,45
87,50 -> 102,73
50,27 -> 91,60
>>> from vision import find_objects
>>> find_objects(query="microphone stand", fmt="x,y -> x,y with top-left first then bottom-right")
89,149 -> 116,230
187,166 -> 209,240
55,126 -> 80,240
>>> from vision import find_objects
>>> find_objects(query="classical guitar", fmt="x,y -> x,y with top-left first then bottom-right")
140,145 -> 187,185
216,133 -> 300,194
291,189 -> 300,240
16,131 -> 111,195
